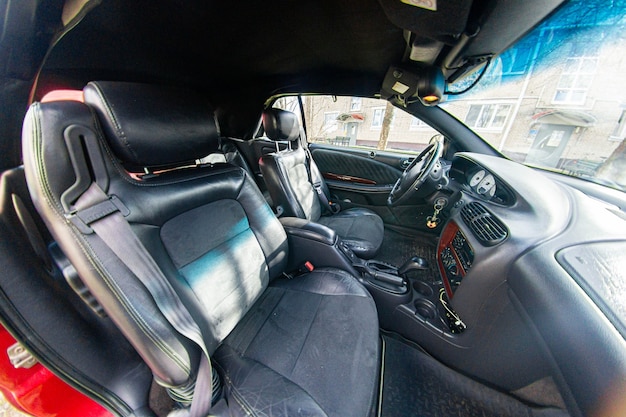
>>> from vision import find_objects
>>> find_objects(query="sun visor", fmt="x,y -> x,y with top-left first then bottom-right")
377,0 -> 473,43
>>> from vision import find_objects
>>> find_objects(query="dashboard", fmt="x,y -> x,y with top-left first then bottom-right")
403,152 -> 626,415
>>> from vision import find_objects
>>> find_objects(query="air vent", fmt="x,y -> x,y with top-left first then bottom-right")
460,202 -> 508,246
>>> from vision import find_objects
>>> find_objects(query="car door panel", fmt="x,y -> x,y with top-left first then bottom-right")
0,167 -> 152,415
310,145 -> 404,186
309,144 -> 436,230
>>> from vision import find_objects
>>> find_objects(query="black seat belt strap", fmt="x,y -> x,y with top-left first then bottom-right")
73,184 -> 214,417
299,135 -> 339,214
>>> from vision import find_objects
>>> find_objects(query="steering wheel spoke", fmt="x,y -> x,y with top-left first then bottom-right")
387,135 -> 444,206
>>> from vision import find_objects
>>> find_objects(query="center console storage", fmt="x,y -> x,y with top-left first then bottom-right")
279,217 -> 358,275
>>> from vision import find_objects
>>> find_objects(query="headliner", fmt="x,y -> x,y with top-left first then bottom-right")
39,0 -> 409,99
0,0 -> 566,165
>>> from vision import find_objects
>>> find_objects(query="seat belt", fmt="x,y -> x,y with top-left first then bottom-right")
312,173 -> 339,215
298,130 -> 340,214
71,183 -> 216,417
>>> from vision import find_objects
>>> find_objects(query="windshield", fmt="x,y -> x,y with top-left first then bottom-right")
444,0 -> 626,192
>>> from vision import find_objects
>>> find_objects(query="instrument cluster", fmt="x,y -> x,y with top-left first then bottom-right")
464,167 -> 514,206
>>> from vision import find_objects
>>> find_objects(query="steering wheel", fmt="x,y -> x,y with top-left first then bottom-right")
387,135 -> 444,206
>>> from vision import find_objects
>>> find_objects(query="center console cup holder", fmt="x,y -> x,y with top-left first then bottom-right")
414,299 -> 438,320
413,280 -> 434,297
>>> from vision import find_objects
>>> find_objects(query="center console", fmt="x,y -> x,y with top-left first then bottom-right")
279,216 -> 467,335
437,221 -> 474,298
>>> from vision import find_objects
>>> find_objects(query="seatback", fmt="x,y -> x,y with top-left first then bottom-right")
22,82 -> 288,399
259,108 -> 323,220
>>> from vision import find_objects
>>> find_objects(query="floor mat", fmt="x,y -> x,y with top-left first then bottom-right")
375,229 -> 438,281
379,335 -> 570,417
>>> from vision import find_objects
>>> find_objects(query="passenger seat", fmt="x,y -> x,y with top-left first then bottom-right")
22,81 -> 381,417
260,108 -> 385,259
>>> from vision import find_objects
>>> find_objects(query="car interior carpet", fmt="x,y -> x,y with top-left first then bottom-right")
379,334 -> 571,417
376,228 -> 437,271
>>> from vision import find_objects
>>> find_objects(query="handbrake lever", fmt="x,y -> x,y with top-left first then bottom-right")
356,264 -> 406,287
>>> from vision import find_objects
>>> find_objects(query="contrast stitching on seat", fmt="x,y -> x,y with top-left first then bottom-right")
213,361 -> 257,417
83,238 -> 193,375
30,110 -> 193,378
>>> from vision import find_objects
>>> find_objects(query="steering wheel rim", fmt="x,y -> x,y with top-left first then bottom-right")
387,135 -> 444,206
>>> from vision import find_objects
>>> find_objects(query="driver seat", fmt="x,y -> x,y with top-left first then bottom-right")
259,108 -> 384,259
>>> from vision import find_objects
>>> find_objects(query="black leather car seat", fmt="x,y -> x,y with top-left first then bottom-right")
23,82 -> 380,416
259,108 -> 385,259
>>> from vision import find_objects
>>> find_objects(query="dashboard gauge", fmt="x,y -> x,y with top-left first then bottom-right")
477,174 -> 496,195
469,170 -> 486,187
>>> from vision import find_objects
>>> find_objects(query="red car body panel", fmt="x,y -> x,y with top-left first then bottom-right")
0,326 -> 111,417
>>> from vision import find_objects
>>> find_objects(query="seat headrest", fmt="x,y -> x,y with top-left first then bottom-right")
262,108 -> 300,142
83,81 -> 220,168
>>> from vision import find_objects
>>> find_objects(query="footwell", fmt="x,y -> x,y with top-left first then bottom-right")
379,334 -> 570,417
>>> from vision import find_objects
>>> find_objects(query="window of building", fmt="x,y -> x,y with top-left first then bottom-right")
371,107 -> 385,129
465,103 -> 512,130
553,56 -> 598,104
410,117 -> 428,130
323,112 -> 339,133
350,97 -> 362,111
500,41 -> 534,75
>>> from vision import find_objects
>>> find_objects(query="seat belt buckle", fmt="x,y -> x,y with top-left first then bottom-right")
282,261 -> 315,280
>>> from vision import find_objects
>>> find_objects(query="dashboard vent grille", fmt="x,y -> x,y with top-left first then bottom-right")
460,202 -> 508,246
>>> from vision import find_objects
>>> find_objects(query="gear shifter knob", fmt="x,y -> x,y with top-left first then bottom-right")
398,256 -> 429,275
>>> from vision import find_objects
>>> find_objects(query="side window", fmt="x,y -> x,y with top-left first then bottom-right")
301,95 -> 438,154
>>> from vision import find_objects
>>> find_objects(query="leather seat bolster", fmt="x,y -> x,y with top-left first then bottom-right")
272,267 -> 371,297
22,102 -> 200,387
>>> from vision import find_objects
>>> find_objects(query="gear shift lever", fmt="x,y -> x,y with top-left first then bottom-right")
398,256 -> 429,275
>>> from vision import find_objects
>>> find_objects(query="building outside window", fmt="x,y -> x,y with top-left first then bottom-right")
500,40 -> 534,75
350,97 -> 362,111
410,116 -> 428,130
323,111 -> 339,133
553,56 -> 598,104
465,103 -> 512,130
371,107 -> 385,129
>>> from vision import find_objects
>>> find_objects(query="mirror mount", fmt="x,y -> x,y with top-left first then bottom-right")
381,64 -> 446,107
